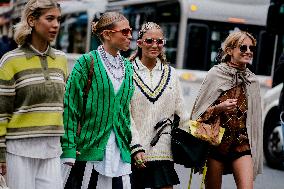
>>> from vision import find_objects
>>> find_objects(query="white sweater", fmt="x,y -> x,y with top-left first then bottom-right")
130,58 -> 190,162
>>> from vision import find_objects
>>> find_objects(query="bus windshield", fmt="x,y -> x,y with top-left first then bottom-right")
108,0 -> 284,77
183,20 -> 277,76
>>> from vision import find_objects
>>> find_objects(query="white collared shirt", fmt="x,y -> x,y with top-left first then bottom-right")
133,57 -> 163,89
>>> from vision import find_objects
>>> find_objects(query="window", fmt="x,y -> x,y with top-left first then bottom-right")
184,24 -> 210,70
184,19 -> 273,76
256,31 -> 275,75
120,1 -> 180,63
56,12 -> 88,54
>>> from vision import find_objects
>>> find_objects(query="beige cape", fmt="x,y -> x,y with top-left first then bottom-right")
191,63 -> 263,180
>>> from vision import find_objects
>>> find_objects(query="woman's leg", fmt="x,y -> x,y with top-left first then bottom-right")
6,153 -> 36,189
36,157 -> 63,189
232,155 -> 253,189
64,161 -> 96,189
205,158 -> 224,189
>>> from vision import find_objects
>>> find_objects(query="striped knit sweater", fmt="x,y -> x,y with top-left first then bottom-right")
61,50 -> 134,163
130,58 -> 190,162
0,45 -> 68,161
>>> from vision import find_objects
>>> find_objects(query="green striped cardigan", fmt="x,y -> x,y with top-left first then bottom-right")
61,50 -> 134,163
0,45 -> 68,162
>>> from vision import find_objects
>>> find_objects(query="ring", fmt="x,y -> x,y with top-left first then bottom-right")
136,159 -> 143,165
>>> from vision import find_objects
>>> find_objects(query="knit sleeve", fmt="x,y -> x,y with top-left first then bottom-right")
61,54 -> 90,159
0,65 -> 15,162
130,101 -> 145,156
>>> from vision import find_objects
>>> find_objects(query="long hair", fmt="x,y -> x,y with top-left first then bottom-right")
92,12 -> 127,42
13,0 -> 60,46
215,31 -> 256,63
129,22 -> 167,64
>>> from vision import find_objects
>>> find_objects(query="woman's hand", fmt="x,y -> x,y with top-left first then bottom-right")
63,151 -> 81,167
133,152 -> 146,169
64,162 -> 75,166
215,99 -> 237,112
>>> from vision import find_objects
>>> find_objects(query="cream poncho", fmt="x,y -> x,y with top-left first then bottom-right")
191,63 -> 263,180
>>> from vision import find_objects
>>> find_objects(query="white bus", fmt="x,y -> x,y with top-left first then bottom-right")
106,0 -> 284,169
54,0 -> 284,169
55,0 -> 107,72
107,0 -> 278,107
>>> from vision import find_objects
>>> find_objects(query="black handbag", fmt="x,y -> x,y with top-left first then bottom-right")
150,114 -> 208,169
171,115 -> 208,169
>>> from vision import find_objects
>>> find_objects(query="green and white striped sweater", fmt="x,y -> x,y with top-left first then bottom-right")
61,50 -> 134,163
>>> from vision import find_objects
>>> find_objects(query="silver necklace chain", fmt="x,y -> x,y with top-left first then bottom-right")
98,45 -> 125,81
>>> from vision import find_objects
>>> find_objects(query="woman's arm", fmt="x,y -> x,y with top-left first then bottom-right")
129,99 -> 145,157
0,66 -> 15,163
61,55 -> 90,159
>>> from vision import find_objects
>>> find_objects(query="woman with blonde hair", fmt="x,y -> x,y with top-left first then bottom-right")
191,31 -> 262,189
0,0 -> 67,189
61,11 -> 133,189
129,22 -> 190,189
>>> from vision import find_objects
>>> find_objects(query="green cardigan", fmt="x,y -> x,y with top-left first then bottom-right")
61,50 -> 134,163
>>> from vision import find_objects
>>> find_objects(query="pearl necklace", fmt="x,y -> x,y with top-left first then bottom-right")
98,45 -> 125,81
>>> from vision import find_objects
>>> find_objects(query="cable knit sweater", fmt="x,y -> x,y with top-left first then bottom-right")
130,58 -> 190,162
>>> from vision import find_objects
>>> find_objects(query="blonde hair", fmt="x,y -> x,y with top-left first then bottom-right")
14,0 -> 60,46
129,22 -> 167,64
216,31 -> 257,63
92,12 -> 127,41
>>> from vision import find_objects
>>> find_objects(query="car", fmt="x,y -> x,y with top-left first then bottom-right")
262,83 -> 284,169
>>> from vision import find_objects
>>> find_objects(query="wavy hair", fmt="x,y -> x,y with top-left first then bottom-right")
13,0 -> 60,46
215,31 -> 256,63
129,22 -> 167,64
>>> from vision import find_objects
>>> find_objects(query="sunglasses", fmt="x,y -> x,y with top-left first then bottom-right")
239,45 -> 256,53
143,38 -> 166,46
108,28 -> 132,36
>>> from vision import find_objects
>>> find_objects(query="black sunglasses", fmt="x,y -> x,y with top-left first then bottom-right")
239,45 -> 256,53
143,38 -> 166,46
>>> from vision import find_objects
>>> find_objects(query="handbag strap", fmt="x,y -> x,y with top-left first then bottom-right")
187,164 -> 207,189
151,114 -> 181,147
188,168 -> 194,189
81,52 -> 95,118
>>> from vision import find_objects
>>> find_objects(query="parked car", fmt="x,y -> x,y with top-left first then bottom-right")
262,83 -> 284,169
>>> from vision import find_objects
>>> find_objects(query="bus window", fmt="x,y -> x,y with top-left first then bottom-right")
273,34 -> 284,86
184,23 -> 210,70
56,12 -> 88,54
160,23 -> 179,65
90,13 -> 103,51
118,1 -> 180,62
209,30 -> 230,68
256,31 -> 275,76
90,35 -> 101,51
183,19 -> 272,75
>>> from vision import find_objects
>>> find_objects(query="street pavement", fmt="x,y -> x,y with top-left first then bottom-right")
174,163 -> 284,189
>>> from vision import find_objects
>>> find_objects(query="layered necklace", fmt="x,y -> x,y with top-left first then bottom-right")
98,45 -> 125,81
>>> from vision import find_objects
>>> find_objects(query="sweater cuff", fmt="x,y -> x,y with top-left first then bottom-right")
61,147 -> 77,159
131,144 -> 145,156
61,158 -> 75,164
